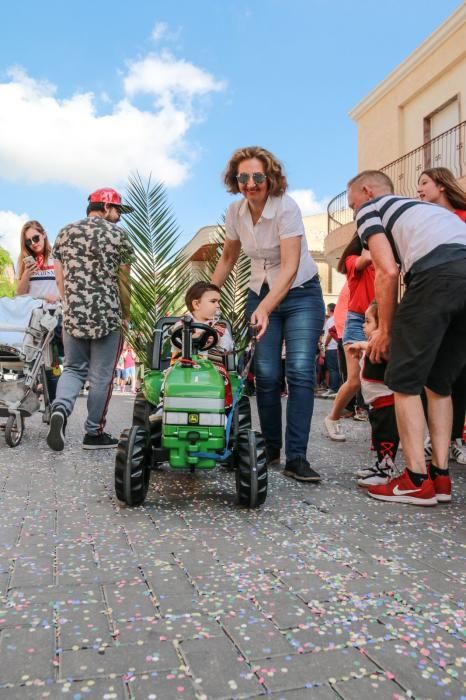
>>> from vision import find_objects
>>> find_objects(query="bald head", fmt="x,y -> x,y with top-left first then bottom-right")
347,170 -> 394,215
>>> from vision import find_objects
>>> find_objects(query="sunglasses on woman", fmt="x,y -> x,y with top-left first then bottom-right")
236,172 -> 267,185
25,234 -> 42,248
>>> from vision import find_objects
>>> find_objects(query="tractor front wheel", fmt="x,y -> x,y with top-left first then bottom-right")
115,426 -> 150,506
235,429 -> 267,508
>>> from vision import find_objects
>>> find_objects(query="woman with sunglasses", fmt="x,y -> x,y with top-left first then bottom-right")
417,167 -> 466,466
16,220 -> 61,400
212,146 -> 325,482
17,220 -> 59,305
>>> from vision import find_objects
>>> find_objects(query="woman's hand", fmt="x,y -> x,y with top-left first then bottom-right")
45,294 -> 58,304
24,258 -> 38,276
250,305 -> 269,340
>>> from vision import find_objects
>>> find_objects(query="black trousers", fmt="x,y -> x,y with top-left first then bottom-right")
369,403 -> 399,463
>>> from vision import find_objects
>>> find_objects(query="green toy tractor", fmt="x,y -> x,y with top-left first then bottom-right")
114,316 -> 267,508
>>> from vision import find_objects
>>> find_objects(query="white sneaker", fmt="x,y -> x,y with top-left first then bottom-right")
450,439 -> 466,465
356,464 -> 378,478
321,389 -> 337,398
358,457 -> 395,488
324,416 -> 346,441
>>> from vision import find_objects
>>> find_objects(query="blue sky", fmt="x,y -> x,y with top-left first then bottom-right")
0,0 -> 461,263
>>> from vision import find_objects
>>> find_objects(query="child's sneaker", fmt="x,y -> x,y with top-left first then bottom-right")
450,439 -> 466,465
367,469 -> 437,506
428,464 -> 452,503
358,457 -> 395,488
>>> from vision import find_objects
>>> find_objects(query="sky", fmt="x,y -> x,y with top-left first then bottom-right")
0,0 -> 462,265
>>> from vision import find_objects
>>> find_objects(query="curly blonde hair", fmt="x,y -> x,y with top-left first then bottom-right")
223,146 -> 287,196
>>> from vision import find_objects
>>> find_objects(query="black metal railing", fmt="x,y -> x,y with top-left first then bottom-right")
328,120 -> 466,232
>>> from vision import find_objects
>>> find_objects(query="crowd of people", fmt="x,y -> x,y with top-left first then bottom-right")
12,148 -> 466,507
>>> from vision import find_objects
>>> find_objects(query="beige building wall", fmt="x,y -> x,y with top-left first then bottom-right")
350,5 -> 466,169
304,213 -> 346,304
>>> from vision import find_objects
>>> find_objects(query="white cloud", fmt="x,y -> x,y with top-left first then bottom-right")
124,51 -> 225,101
151,22 -> 181,43
0,53 -> 225,191
289,189 -> 329,216
0,210 -> 29,267
152,21 -> 170,41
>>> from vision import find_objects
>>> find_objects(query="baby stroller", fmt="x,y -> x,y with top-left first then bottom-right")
0,296 -> 61,447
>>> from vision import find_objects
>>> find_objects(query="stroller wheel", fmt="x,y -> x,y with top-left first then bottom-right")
5,414 -> 25,447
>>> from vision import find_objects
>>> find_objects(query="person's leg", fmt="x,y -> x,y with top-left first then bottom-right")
282,278 -> 325,462
326,349 -> 340,393
425,387 -> 452,470
53,332 -> 90,417
370,403 -> 399,464
85,331 -> 122,436
394,393 -> 428,474
245,287 -> 282,453
451,367 -> 466,439
327,346 -> 360,420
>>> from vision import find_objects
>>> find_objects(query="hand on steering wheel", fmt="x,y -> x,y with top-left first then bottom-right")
170,322 -> 219,352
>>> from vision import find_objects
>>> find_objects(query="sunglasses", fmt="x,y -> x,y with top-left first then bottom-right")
236,172 -> 267,185
25,234 -> 42,248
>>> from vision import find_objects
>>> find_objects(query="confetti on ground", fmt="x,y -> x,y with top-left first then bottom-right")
0,395 -> 464,698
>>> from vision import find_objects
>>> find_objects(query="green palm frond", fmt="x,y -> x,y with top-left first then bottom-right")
202,222 -> 251,348
121,173 -> 189,363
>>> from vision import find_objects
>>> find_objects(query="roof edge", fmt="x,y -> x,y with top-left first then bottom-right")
349,4 -> 466,121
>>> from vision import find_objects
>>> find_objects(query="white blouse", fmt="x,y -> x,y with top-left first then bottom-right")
225,194 -> 318,294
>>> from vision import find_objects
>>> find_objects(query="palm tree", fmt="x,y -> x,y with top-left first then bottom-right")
201,222 -> 251,349
121,175 -> 251,361
120,173 -> 190,364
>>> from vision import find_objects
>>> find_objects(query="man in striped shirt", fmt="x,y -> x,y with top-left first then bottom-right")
347,170 -> 466,507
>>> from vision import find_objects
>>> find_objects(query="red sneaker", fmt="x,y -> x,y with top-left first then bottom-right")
367,469 -> 437,506
428,465 -> 452,503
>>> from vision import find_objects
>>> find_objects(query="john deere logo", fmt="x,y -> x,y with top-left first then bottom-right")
188,413 -> 199,424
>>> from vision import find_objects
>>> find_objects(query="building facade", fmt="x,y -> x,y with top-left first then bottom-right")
325,4 -> 466,267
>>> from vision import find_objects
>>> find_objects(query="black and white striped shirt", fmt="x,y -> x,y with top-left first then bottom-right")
356,195 -> 466,279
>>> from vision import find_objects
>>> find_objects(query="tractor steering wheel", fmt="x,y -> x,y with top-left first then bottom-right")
170,322 -> 219,352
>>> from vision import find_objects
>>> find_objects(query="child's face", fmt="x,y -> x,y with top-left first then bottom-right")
192,290 -> 221,322
363,307 -> 378,338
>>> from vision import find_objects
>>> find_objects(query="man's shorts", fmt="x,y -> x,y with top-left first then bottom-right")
385,259 -> 466,396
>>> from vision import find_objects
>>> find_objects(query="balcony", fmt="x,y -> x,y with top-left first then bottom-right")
325,120 -> 466,264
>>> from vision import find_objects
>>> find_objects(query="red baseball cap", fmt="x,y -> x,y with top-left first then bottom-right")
88,188 -> 134,213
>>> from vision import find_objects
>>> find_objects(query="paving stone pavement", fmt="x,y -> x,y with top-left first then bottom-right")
0,392 -> 464,699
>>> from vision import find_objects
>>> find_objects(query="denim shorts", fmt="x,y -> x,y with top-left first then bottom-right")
342,311 -> 365,345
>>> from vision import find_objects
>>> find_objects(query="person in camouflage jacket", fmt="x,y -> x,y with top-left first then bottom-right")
46,188 -> 133,451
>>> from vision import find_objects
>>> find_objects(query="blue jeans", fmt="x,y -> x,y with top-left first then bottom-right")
246,277 -> 325,461
325,348 -> 341,392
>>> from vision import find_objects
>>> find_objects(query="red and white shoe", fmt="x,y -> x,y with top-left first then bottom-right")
367,469 -> 437,506
428,465 -> 452,503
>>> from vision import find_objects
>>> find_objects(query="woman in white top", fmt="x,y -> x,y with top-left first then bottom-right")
16,220 -> 61,400
212,146 -> 325,482
17,220 -> 59,307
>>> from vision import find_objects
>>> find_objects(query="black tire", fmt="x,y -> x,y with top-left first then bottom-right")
132,395 -> 154,431
222,395 -> 252,471
115,426 -> 150,506
235,429 -> 267,508
237,395 -> 252,432
5,414 -> 24,448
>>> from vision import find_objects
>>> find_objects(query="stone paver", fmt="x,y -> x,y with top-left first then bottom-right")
0,392 -> 464,699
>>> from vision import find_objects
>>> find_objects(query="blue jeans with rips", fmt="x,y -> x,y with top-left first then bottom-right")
246,276 -> 325,462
